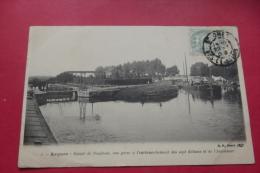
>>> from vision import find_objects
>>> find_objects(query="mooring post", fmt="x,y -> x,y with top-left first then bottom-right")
74,90 -> 78,98
209,83 -> 213,97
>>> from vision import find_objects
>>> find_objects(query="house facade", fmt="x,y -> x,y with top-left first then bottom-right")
105,66 -> 124,79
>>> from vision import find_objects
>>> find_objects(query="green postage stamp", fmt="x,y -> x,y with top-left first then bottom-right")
189,29 -> 212,55
190,29 -> 240,66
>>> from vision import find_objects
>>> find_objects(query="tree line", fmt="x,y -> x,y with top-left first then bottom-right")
190,62 -> 238,80
95,58 -> 180,78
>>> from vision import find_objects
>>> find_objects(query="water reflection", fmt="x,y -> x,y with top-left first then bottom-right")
222,86 -> 242,104
181,86 -> 241,103
79,100 -> 101,123
38,86 -> 245,144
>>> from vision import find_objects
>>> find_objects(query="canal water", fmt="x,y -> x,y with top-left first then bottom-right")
39,87 -> 245,144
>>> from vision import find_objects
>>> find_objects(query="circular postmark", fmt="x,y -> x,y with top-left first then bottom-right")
202,30 -> 240,66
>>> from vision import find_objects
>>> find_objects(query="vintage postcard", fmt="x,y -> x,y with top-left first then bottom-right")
18,26 -> 254,168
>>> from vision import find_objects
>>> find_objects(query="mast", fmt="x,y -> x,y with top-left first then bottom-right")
185,53 -> 189,82
183,62 -> 185,76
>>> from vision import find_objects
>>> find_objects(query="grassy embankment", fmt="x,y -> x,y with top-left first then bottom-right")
114,83 -> 178,101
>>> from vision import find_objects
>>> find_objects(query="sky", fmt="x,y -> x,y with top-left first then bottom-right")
26,26 -> 228,77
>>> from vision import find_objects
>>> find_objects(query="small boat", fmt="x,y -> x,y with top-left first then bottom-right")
178,83 -> 222,94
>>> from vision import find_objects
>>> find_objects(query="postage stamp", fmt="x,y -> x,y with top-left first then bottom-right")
202,30 -> 240,66
189,29 -> 212,55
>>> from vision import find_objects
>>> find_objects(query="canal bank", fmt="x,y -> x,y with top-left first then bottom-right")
113,83 -> 178,100
76,83 -> 179,102
24,91 -> 58,145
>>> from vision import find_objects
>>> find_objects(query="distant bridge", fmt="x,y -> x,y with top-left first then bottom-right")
65,71 -> 96,74
29,71 -> 99,90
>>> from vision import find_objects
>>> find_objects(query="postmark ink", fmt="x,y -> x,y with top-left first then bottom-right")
202,30 -> 240,66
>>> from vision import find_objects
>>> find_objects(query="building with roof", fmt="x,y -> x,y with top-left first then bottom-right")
105,66 -> 124,79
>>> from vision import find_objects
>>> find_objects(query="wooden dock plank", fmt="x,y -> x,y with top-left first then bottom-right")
24,138 -> 49,145
26,117 -> 40,122
26,106 -> 35,109
26,108 -> 36,111
23,96 -> 58,145
27,102 -> 34,105
26,113 -> 38,117
25,126 -> 44,131
25,131 -> 47,137
25,121 -> 41,126
26,111 -> 37,114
